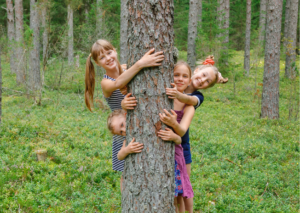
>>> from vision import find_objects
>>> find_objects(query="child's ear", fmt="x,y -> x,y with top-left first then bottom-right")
194,68 -> 199,74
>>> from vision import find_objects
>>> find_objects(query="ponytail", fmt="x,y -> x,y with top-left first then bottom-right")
85,54 -> 95,112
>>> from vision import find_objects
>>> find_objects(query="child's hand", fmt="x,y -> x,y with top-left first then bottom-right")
121,93 -> 137,110
159,109 -> 177,127
137,48 -> 164,68
121,64 -> 127,70
158,128 -> 177,141
166,83 -> 181,99
120,86 -> 128,95
126,138 -> 143,154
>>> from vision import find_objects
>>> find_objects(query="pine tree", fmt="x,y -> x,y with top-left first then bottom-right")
284,0 -> 298,78
29,0 -> 41,100
120,0 -> 128,64
67,4 -> 73,65
6,0 -> 16,74
187,0 -> 199,69
244,0 -> 251,75
261,0 -> 283,119
0,45 -> 2,124
122,0 -> 175,211
96,0 -> 103,38
41,0 -> 49,65
15,0 -> 25,84
259,0 -> 267,42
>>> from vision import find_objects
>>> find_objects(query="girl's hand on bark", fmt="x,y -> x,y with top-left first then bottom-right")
126,138 -> 144,154
137,48 -> 164,68
158,128 -> 177,141
121,64 -> 127,70
119,86 -> 128,95
166,83 -> 180,99
121,93 -> 137,110
159,109 -> 177,127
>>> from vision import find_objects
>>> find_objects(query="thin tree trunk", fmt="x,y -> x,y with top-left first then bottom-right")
283,0 -> 290,47
122,0 -> 175,211
41,0 -> 48,66
6,0 -> 16,74
96,0 -> 102,38
224,0 -> 229,45
198,0 -> 202,29
29,0 -> 41,96
187,0 -> 199,70
0,46 -> 2,124
67,4 -> 73,65
85,0 -> 89,24
217,0 -> 225,38
284,0 -> 299,78
15,0 -> 25,84
259,0 -> 267,42
261,0 -> 283,119
120,0 -> 128,64
244,0 -> 251,75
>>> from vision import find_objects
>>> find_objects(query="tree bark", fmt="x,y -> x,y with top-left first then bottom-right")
198,0 -> 202,29
6,0 -> 16,74
187,0 -> 198,70
85,0 -> 89,24
15,0 -> 25,84
0,46 -> 2,124
259,0 -> 267,42
261,0 -> 283,119
67,4 -> 74,65
96,0 -> 103,38
120,0 -> 128,64
41,0 -> 48,65
284,0 -> 299,78
283,0 -> 290,47
244,0 -> 251,75
29,0 -> 41,94
217,0 -> 225,38
122,0 -> 175,211
224,0 -> 229,45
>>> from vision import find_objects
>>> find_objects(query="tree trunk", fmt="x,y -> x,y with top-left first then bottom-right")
198,0 -> 202,29
261,0 -> 283,119
283,0 -> 290,47
259,0 -> 267,42
0,46 -> 2,124
120,0 -> 128,64
41,0 -> 48,65
15,0 -> 25,84
244,0 -> 251,75
217,0 -> 225,38
67,4 -> 73,65
122,0 -> 175,211
187,0 -> 199,70
6,0 -> 16,74
29,0 -> 41,94
284,0 -> 299,78
85,0 -> 89,24
96,0 -> 103,38
224,0 -> 229,45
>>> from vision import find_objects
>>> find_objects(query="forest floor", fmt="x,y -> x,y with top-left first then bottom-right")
0,51 -> 299,212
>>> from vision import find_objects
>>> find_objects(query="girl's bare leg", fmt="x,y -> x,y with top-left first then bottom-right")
177,196 -> 185,212
174,198 -> 179,213
183,197 -> 193,213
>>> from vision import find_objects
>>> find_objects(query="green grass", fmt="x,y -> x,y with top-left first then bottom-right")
0,51 -> 299,212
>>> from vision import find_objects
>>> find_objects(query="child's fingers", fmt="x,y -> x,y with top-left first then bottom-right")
168,96 -> 176,99
163,109 -> 171,116
170,83 -> 176,88
170,109 -> 177,116
165,127 -> 172,131
129,138 -> 135,143
153,51 -> 164,57
145,48 -> 155,55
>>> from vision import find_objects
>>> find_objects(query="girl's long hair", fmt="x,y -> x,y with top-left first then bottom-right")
85,39 -> 123,111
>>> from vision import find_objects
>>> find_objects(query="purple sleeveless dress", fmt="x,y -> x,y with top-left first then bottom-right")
174,107 -> 194,198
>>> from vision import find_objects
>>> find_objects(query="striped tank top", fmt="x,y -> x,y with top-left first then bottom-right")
103,74 -> 125,172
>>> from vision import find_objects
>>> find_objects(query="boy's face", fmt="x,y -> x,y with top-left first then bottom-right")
192,67 -> 216,89
111,114 -> 126,136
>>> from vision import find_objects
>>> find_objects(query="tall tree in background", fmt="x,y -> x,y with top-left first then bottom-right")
0,45 -> 2,124
259,0 -> 267,42
244,0 -> 251,75
29,0 -> 41,100
96,0 -> 103,38
284,0 -> 298,78
85,0 -> 89,23
261,0 -> 283,119
15,0 -> 25,84
6,0 -> 16,74
41,0 -> 49,65
67,4 -> 73,65
120,0 -> 128,64
283,0 -> 290,48
122,0 -> 175,211
187,0 -> 199,69
198,0 -> 202,29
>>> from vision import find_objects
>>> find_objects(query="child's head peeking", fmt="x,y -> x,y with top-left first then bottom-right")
173,61 -> 192,92
107,109 -> 126,136
192,56 -> 219,89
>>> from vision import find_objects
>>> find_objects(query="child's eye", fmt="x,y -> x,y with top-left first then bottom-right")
121,123 -> 124,127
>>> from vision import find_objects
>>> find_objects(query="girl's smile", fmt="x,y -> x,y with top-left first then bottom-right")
98,49 -> 118,70
191,67 -> 216,89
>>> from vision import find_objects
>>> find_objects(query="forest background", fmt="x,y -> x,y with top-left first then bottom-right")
0,0 -> 299,212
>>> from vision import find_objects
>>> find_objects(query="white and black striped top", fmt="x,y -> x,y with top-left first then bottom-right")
103,74 -> 125,172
